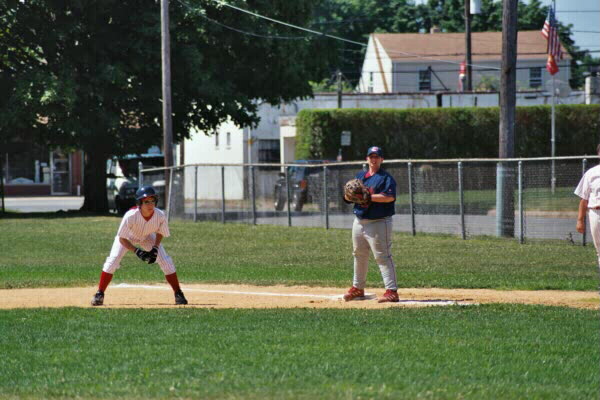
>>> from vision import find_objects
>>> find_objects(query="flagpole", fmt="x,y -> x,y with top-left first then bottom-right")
551,74 -> 556,193
550,0 -> 556,194
550,75 -> 556,193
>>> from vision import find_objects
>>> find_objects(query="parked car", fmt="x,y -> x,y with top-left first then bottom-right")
273,160 -> 349,212
106,149 -> 166,214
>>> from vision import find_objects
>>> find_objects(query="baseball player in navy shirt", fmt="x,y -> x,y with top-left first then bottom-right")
343,146 -> 399,303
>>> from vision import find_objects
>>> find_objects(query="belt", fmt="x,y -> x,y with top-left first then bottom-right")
590,207 -> 600,210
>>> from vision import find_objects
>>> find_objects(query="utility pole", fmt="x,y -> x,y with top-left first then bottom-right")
161,0 -> 174,207
336,69 -> 343,109
464,0 -> 472,91
497,0 -> 518,237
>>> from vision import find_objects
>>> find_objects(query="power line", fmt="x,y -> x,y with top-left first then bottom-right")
211,0 -> 366,47
210,0 -> 500,70
177,0 -> 310,40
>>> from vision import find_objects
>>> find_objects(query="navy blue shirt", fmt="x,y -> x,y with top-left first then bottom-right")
353,168 -> 397,219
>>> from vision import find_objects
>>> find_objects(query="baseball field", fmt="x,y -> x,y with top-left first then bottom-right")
1,214 -> 599,399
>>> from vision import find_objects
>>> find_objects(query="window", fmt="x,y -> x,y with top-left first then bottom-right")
2,141 -> 50,184
226,132 -> 231,149
530,67 -> 542,88
214,131 -> 219,149
368,72 -> 374,93
257,139 -> 280,163
419,69 -> 431,91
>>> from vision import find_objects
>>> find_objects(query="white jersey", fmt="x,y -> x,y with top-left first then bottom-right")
117,207 -> 170,242
574,165 -> 600,208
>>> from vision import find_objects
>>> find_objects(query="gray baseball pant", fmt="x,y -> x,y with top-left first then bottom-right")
352,216 -> 397,290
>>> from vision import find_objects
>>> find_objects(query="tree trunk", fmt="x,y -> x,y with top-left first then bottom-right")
81,150 -> 109,212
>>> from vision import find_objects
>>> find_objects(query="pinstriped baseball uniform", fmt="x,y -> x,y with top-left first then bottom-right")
575,164 -> 600,264
103,207 -> 176,275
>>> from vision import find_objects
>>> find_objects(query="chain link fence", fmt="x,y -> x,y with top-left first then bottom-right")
141,156 -> 596,245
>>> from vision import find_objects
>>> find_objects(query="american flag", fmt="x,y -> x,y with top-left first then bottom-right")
541,6 -> 562,61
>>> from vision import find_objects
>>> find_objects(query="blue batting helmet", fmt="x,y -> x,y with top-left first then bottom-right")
136,186 -> 157,202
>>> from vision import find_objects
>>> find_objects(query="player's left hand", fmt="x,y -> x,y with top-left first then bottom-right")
135,247 -> 154,264
576,219 -> 585,234
147,246 -> 159,264
344,179 -> 371,207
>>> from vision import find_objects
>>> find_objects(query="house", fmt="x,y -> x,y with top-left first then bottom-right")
358,30 -> 571,93
1,140 -> 84,196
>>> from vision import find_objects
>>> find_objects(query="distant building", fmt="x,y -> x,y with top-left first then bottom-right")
2,141 -> 84,196
357,30 -> 571,93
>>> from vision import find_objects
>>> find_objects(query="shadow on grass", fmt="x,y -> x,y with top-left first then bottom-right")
0,210 -> 121,219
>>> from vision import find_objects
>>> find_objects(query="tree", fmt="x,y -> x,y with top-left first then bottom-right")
309,0 -> 420,85
1,0 -> 328,212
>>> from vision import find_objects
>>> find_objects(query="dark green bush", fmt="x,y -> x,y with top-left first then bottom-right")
295,105 -> 600,160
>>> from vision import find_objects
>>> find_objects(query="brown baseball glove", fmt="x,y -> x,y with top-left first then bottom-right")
344,179 -> 371,207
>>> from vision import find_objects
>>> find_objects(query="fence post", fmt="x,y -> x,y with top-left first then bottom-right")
458,162 -> 466,240
583,158 -> 588,246
221,166 -> 226,224
286,166 -> 292,227
323,166 -> 329,229
250,165 -> 257,225
193,166 -> 198,222
408,162 -> 416,236
167,167 -> 174,222
518,161 -> 524,244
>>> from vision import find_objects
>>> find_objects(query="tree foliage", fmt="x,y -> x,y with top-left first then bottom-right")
0,0 -> 327,211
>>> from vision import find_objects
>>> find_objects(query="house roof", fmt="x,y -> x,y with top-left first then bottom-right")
373,31 -> 570,63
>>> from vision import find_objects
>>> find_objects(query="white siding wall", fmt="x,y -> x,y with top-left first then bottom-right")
390,59 -> 570,93
183,120 -> 245,200
358,36 -> 393,93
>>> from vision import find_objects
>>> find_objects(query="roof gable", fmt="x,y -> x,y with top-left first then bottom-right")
373,31 -> 570,63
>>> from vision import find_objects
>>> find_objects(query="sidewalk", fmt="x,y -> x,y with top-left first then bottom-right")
2,196 -> 84,212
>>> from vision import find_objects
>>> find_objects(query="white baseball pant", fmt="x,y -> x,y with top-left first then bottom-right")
352,216 -> 398,290
102,234 -> 176,275
589,209 -> 600,267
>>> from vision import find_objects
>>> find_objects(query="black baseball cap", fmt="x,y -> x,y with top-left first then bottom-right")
366,146 -> 383,157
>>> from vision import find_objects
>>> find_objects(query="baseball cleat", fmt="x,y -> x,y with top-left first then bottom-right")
378,289 -> 400,303
91,290 -> 104,306
343,286 -> 365,301
174,289 -> 188,305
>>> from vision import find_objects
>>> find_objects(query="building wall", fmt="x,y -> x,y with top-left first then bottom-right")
183,120 -> 246,200
3,149 -> 84,197
358,36 -> 393,93
389,59 -> 571,93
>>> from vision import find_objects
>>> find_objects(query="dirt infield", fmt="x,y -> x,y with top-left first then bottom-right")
0,283 -> 598,309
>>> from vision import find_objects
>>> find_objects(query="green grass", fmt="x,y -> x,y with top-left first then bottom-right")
1,215 -> 598,290
1,214 -> 599,399
396,187 -> 579,212
0,305 -> 598,400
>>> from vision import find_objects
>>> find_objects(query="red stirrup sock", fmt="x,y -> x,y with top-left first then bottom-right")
98,271 -> 113,292
165,272 -> 181,292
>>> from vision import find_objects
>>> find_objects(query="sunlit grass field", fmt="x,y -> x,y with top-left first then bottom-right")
1,215 -> 597,290
0,306 -> 598,399
1,214 -> 598,399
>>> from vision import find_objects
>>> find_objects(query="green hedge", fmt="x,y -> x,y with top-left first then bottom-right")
295,105 -> 600,160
